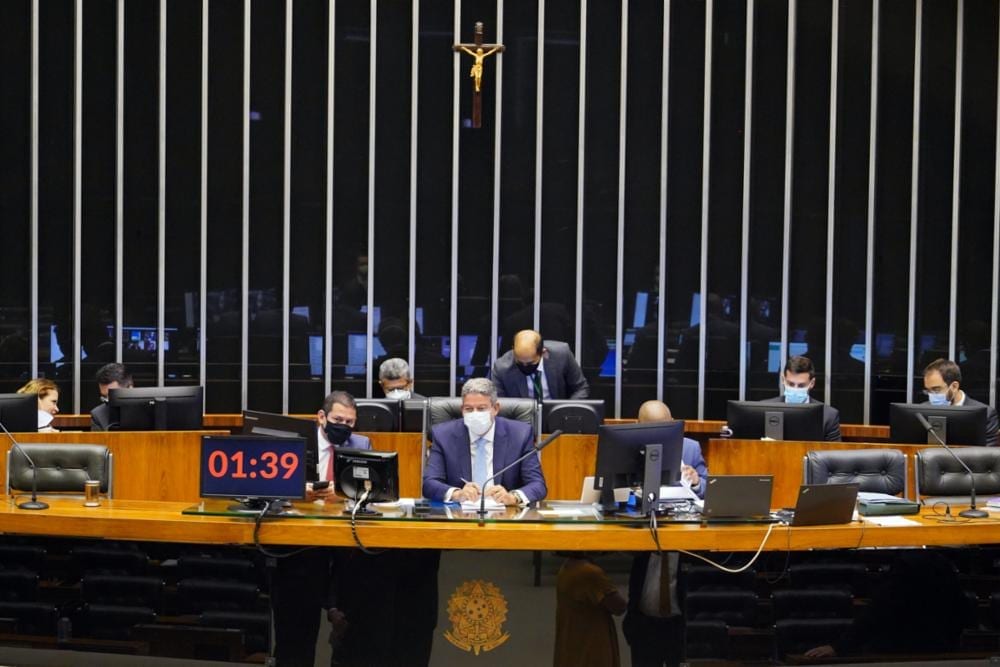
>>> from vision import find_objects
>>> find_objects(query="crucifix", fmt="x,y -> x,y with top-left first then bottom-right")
453,22 -> 505,129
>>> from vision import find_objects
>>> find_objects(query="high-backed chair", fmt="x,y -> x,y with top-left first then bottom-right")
6,444 -> 113,498
915,446 -> 1000,505
803,449 -> 907,498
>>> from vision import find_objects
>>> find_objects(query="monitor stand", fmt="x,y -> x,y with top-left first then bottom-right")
764,411 -> 784,440
342,497 -> 382,517
614,443 -> 662,519
227,498 -> 292,515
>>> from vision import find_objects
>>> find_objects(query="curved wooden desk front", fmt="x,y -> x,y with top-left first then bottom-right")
0,497 -> 995,552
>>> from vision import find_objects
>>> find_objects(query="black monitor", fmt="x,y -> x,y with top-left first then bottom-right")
108,386 -> 203,431
334,447 -> 399,514
593,421 -> 685,515
889,403 -> 988,446
242,410 -> 319,481
0,393 -> 38,432
401,399 -> 427,433
726,400 -> 825,441
542,399 -> 605,434
199,435 -> 307,513
354,399 -> 400,432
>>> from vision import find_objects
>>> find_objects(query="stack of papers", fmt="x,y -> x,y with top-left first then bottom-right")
460,498 -> 506,511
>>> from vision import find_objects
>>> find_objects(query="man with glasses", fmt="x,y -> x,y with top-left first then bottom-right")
762,355 -> 841,441
423,377 -> 547,505
922,358 -> 998,447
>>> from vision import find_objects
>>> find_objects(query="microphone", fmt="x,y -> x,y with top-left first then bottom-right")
476,429 -> 562,520
915,412 -> 987,519
0,419 -> 48,510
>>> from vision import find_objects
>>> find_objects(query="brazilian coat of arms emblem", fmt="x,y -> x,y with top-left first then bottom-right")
443,579 -> 510,655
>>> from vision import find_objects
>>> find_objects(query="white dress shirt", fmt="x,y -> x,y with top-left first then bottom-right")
316,426 -> 334,483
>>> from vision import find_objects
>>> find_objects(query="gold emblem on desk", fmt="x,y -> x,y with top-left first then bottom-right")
444,580 -> 510,655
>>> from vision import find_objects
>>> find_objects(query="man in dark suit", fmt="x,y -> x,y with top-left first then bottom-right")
423,377 -> 547,504
623,401 -> 707,667
90,363 -> 133,431
491,329 -> 589,401
762,355 -> 842,441
923,357 -> 999,447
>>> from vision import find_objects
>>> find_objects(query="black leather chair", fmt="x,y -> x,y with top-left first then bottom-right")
684,590 -> 758,627
803,449 -> 907,497
774,618 -> 853,660
915,446 -> 1000,505
425,396 -> 538,434
685,619 -> 729,659
6,444 -> 113,498
772,589 -> 853,621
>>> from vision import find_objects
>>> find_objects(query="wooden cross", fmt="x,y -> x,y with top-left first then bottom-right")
453,22 -> 505,129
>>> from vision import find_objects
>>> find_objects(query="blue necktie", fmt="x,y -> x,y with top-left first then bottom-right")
473,437 -> 488,488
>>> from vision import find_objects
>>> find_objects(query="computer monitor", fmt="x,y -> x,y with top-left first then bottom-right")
593,421 -> 685,515
242,410 -> 319,481
199,435 -> 307,512
0,393 -> 38,432
542,399 -> 605,434
345,334 -> 388,376
889,403 -> 988,446
401,399 -> 427,433
108,386 -> 203,431
726,400 -> 825,441
355,399 -> 400,432
334,447 -> 399,514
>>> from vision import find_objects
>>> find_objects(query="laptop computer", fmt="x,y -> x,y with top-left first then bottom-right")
700,475 -> 775,521
786,483 -> 860,526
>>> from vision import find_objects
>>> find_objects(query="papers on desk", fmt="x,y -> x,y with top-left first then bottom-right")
536,505 -> 600,518
862,515 -> 921,527
659,484 -> 699,502
858,492 -> 908,503
461,498 -> 506,511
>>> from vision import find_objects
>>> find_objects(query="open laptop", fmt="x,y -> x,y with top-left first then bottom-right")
783,483 -> 860,526
699,475 -> 775,522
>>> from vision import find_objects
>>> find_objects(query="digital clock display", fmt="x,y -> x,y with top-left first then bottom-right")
199,435 -> 306,500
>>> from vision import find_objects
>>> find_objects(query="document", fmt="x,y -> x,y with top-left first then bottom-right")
461,498 -> 505,511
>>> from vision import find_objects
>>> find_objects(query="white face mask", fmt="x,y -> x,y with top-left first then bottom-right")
463,410 -> 493,437
385,388 -> 411,400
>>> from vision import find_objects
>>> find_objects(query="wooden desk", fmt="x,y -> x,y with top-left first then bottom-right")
0,497 -> 997,552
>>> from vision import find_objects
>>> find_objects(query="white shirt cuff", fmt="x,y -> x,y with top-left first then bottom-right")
444,487 -> 459,502
513,489 -> 530,506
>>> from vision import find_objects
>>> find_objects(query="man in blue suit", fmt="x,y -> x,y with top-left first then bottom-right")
623,400 -> 708,667
423,377 -> 547,504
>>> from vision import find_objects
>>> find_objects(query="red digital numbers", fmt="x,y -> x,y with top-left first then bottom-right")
207,449 -> 300,480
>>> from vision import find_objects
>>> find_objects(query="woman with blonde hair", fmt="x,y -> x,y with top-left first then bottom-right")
17,378 -> 60,431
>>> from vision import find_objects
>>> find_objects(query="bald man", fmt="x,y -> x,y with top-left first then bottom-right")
624,400 -> 708,667
491,330 -> 589,400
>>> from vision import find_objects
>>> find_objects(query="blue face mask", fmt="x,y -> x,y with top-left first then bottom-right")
784,386 -> 809,404
927,391 -> 950,406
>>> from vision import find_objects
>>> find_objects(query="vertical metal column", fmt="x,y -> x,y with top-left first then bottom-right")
157,0 -> 167,386
489,1 -> 504,373
199,0 -> 208,393
906,0 -> 923,403
407,0 -> 419,371
30,0 -> 38,379
73,0 -> 82,412
533,0 -> 545,331
365,0 -> 377,398
574,0 -> 587,360
992,6 -> 1000,408
863,0 -> 880,423
116,0 -> 124,363
281,0 -> 293,411
824,0 -> 839,401
613,0 -> 629,418
241,0 -> 251,410
948,0 -> 963,360
779,0 -> 797,386
324,0 -> 336,398
449,0 -> 461,396
738,0 -> 754,401
697,0 -> 712,419
656,0 -> 671,402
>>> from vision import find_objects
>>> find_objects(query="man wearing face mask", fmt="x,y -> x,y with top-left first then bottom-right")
90,363 -> 133,431
922,358 -> 998,447
272,390 -> 369,667
491,329 -> 589,401
762,355 -> 841,441
423,377 -> 547,505
377,357 -> 425,399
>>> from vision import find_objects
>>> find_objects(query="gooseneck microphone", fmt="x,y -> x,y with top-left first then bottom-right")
0,419 -> 48,510
476,429 -> 563,520
916,412 -> 987,519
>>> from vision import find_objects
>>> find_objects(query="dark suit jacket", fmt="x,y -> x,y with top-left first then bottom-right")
930,395 -> 999,447
422,416 -> 547,502
90,403 -> 115,431
762,395 -> 842,441
491,340 -> 589,400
